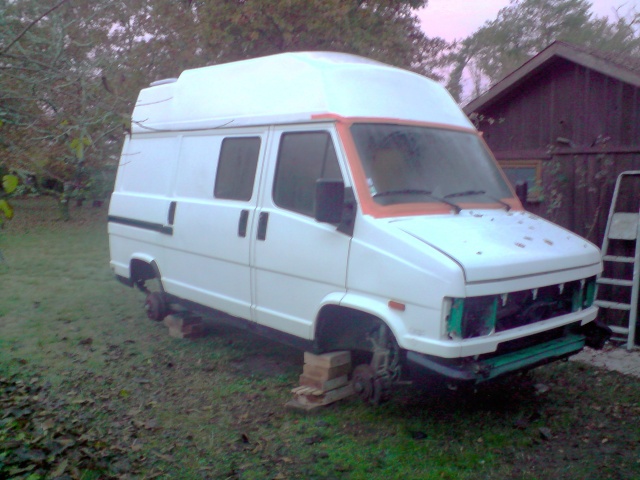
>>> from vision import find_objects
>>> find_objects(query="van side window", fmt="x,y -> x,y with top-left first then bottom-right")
273,132 -> 342,216
214,137 -> 261,201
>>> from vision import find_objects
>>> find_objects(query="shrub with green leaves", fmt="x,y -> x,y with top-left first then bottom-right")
1,174 -> 18,226
1,174 -> 19,259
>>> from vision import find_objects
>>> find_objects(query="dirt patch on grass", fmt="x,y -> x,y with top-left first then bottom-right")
572,344 -> 640,378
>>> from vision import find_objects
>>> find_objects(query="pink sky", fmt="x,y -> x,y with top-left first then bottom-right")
418,0 -> 639,41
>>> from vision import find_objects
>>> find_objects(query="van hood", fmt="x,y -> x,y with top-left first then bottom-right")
392,210 -> 601,283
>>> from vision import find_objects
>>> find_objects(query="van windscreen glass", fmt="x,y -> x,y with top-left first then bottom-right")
350,124 -> 512,206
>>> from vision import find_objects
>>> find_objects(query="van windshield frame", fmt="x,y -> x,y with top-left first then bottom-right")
349,123 -> 513,209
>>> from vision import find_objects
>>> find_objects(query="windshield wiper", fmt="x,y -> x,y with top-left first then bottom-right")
373,189 -> 461,213
444,190 -> 511,211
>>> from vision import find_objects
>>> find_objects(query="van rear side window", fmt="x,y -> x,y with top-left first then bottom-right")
214,137 -> 261,201
273,131 -> 341,216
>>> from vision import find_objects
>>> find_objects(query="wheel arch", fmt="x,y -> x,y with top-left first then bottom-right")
129,256 -> 164,292
313,303 -> 399,354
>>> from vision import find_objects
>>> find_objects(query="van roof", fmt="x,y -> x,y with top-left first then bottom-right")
131,52 -> 473,133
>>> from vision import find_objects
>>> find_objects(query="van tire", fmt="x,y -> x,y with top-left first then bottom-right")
145,291 -> 168,321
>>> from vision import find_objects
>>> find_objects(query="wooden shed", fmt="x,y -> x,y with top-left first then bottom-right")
464,41 -> 640,246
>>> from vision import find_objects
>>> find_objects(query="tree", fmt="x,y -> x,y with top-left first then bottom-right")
0,0 -> 132,217
101,0 -> 450,83
186,0 -> 447,79
447,0 -> 640,102
1,0 -> 451,219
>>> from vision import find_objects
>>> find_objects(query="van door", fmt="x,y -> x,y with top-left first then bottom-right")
251,126 -> 351,339
166,132 -> 264,320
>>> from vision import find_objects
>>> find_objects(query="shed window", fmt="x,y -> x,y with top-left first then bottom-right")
214,137 -> 261,201
498,160 -> 542,202
273,131 -> 342,216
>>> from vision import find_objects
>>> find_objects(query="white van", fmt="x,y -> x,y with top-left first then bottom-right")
108,52 -> 609,402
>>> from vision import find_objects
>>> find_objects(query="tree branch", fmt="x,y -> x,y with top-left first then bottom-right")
1,0 -> 71,56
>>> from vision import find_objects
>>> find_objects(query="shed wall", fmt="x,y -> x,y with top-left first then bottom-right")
470,57 -> 640,246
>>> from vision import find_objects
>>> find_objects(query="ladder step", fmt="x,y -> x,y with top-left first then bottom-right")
602,255 -> 635,263
609,325 -> 630,335
594,300 -> 632,311
596,277 -> 635,287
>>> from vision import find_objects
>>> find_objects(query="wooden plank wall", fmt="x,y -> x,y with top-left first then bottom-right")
474,57 -> 640,246
528,153 -> 640,246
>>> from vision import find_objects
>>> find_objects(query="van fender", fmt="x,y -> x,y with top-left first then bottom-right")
315,292 -> 407,404
128,255 -> 163,292
332,292 -> 408,348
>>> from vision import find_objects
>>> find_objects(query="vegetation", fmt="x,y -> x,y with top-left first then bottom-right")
447,0 -> 640,101
0,0 -> 445,215
0,173 -> 18,259
0,174 -> 18,225
1,200 -> 640,479
1,0 -> 638,210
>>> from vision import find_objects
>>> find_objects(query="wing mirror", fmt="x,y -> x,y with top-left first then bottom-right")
315,179 -> 344,224
515,181 -> 528,206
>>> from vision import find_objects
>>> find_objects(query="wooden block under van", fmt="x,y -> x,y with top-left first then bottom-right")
164,314 -> 202,329
302,362 -> 352,381
286,383 -> 355,411
299,374 -> 349,392
303,351 -> 351,369
165,314 -> 206,339
287,351 -> 354,411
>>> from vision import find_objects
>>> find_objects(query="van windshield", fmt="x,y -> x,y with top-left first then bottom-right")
350,123 -> 513,207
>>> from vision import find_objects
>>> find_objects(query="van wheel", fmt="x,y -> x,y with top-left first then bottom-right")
144,291 -> 168,321
352,364 -> 383,405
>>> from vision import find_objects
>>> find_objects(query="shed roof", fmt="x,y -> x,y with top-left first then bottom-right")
464,41 -> 640,114
131,51 -> 472,133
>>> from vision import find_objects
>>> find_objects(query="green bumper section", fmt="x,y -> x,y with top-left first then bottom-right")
477,333 -> 585,381
406,333 -> 586,383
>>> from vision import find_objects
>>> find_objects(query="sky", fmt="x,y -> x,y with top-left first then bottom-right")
418,0 -> 639,42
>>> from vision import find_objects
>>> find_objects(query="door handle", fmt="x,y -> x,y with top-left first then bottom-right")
238,209 -> 249,237
167,201 -> 177,225
257,212 -> 269,241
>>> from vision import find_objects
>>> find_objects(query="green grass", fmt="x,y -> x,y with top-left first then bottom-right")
1,198 -> 640,479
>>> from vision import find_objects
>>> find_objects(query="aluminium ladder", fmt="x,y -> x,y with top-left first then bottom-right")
594,171 -> 640,350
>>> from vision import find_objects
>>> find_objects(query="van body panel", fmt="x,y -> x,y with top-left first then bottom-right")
464,263 -> 602,297
109,193 -> 174,229
337,291 -> 439,349
161,132 -> 267,319
347,215 -> 467,304
109,52 -> 606,390
392,210 -> 602,283
131,52 -> 472,133
251,126 -> 351,339
402,306 -> 598,359
108,219 -> 168,278
108,225 -> 160,278
251,209 -> 351,338
113,135 -> 180,195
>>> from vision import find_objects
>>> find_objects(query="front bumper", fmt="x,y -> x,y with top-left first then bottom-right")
406,322 -> 611,384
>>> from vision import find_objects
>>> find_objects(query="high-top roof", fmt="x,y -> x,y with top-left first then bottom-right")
131,52 -> 472,133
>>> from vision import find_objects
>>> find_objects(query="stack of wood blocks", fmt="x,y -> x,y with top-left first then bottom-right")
287,351 -> 354,411
163,314 -> 206,339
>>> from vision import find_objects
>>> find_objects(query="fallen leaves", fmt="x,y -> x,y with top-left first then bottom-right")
0,374 -> 151,478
